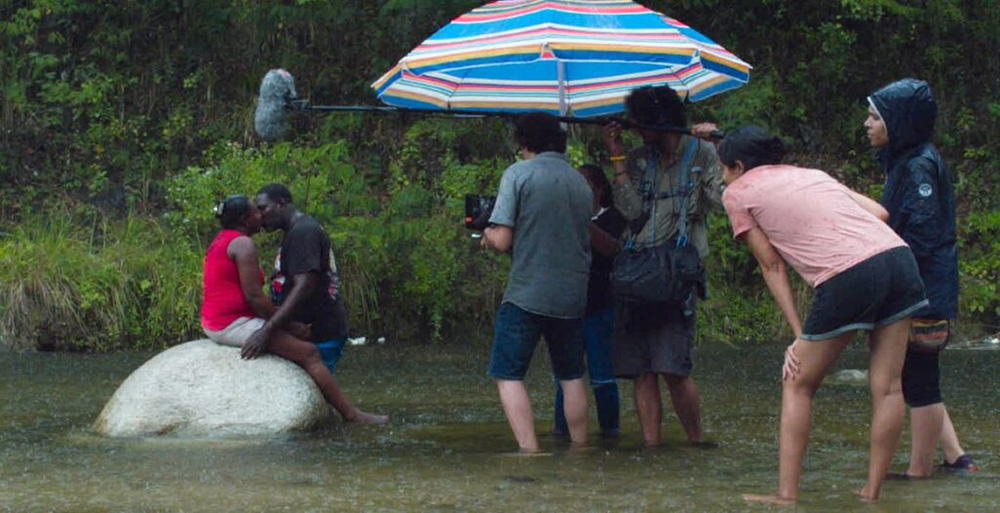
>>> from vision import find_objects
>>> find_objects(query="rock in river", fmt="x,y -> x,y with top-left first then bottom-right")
826,368 -> 868,386
94,339 -> 329,437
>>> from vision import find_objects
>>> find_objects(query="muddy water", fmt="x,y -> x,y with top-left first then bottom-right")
1,342 -> 996,512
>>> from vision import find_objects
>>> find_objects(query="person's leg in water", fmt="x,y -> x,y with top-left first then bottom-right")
665,374 -> 702,444
587,306 -> 620,436
634,372 -> 662,447
266,330 -> 388,424
544,314 -> 589,447
554,306 -> 620,437
560,378 -> 589,446
908,403 -> 944,477
744,331 -> 853,505
496,379 -> 540,451
490,302 -> 545,452
901,347 -> 944,477
860,318 -> 909,501
938,409 -> 978,469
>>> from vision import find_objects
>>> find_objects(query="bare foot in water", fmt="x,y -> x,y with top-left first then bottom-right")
854,486 -> 879,503
344,408 -> 389,424
501,448 -> 552,457
742,494 -> 795,506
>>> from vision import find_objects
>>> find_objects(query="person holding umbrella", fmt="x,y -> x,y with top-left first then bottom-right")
603,86 -> 723,447
864,78 -> 979,477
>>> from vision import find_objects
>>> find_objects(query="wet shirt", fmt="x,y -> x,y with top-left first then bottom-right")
722,165 -> 906,288
279,215 -> 348,340
489,151 -> 593,319
613,135 -> 724,257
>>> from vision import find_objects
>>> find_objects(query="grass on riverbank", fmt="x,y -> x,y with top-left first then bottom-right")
0,212 -> 201,351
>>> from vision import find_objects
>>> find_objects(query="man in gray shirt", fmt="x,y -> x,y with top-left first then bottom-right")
481,112 -> 594,451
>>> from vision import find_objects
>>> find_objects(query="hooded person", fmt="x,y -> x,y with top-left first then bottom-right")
865,78 -> 978,476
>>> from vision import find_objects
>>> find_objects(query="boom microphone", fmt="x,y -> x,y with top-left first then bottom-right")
252,69 -> 725,141
254,69 -> 297,142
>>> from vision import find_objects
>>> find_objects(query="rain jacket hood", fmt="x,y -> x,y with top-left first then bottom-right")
869,79 -> 957,319
869,78 -> 937,163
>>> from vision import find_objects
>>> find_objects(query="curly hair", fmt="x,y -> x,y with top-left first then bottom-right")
514,112 -> 567,154
625,86 -> 686,129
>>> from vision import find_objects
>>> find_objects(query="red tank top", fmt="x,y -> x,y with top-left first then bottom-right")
200,229 -> 262,331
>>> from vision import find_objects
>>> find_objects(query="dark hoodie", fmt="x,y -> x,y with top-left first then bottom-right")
869,78 -> 958,319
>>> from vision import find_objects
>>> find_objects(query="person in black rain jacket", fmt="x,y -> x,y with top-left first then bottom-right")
866,78 -> 978,477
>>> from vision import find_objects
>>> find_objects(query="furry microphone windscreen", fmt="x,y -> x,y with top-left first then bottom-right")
254,69 -> 297,142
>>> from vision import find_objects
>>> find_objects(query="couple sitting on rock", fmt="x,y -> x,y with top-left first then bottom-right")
199,183 -> 387,424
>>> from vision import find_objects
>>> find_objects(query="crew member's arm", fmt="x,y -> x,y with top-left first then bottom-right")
603,123 -> 642,220
589,223 -> 618,257
482,224 -> 514,253
847,189 -> 889,222
229,236 -> 276,319
482,167 -> 518,253
241,271 -> 318,359
896,160 -> 944,258
744,227 -> 802,339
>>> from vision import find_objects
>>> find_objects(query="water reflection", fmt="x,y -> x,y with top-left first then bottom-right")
0,343 -> 996,512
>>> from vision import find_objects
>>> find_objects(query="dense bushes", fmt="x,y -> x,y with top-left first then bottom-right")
1,0 -> 997,349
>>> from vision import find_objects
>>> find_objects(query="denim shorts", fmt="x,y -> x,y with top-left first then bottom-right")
315,338 -> 345,374
801,246 -> 928,341
489,302 -> 586,381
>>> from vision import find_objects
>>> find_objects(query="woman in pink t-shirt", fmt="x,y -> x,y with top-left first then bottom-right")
201,195 -> 386,424
713,126 -> 927,504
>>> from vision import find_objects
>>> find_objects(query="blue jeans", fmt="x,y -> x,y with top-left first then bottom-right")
554,306 -> 620,435
315,338 -> 345,374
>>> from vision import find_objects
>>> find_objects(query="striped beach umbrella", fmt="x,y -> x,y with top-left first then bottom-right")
372,0 -> 751,117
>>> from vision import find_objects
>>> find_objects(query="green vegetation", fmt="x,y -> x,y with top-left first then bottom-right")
1,1 -> 997,350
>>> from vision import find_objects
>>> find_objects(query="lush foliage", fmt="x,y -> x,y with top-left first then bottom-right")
1,0 -> 997,350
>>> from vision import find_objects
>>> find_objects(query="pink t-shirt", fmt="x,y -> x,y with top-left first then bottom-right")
722,165 -> 906,287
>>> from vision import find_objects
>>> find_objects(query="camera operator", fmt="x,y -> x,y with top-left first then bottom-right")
481,112 -> 594,452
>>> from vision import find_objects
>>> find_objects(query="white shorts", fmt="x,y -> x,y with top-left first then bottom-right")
203,317 -> 265,347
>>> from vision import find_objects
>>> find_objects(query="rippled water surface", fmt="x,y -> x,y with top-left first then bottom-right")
1,342 -> 997,512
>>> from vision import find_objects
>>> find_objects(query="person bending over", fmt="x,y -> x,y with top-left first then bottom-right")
201,194 -> 386,424
713,126 -> 926,504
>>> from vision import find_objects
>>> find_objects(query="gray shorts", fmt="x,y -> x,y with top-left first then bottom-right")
613,304 -> 694,378
203,317 -> 265,347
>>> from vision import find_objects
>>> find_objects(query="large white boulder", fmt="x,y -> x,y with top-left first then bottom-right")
94,339 -> 330,437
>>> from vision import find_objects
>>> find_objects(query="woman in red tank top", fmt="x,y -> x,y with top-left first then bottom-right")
200,195 -> 386,424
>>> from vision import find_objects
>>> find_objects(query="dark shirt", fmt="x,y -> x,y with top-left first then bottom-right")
586,207 -> 627,315
279,215 -> 348,340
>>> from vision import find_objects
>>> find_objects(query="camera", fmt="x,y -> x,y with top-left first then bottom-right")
464,194 -> 496,231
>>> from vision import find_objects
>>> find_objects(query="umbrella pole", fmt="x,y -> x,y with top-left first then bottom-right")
557,61 -> 567,117
288,101 -> 723,139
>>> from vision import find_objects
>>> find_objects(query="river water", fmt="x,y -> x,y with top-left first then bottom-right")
1,342 -> 996,512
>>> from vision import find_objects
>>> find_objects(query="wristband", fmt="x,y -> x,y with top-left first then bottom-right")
609,155 -> 626,162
